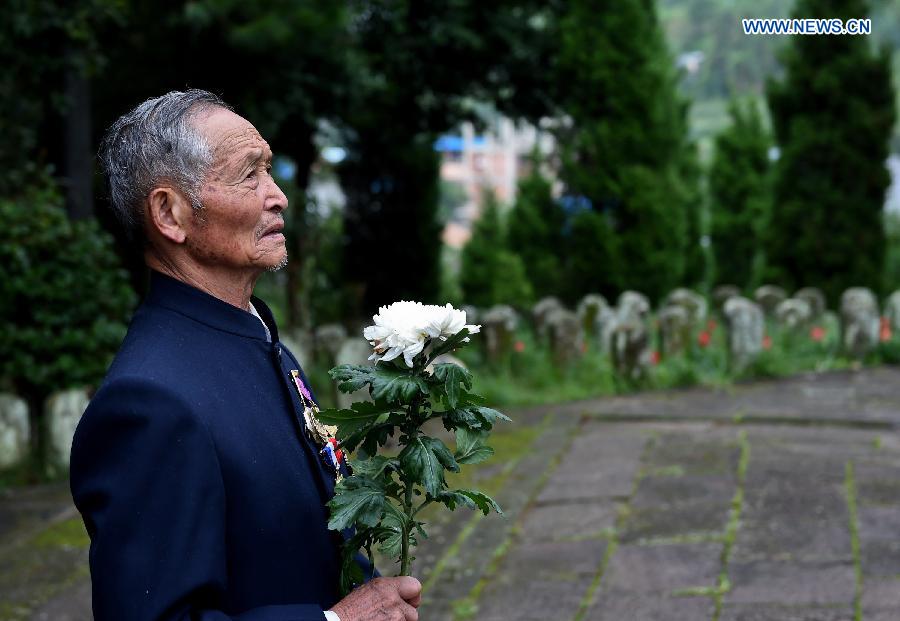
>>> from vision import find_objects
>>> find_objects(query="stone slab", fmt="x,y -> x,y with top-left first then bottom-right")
732,518 -> 851,563
631,474 -> 736,509
619,500 -> 731,544
520,501 -> 617,541
854,463 -> 900,506
477,575 -> 593,621
30,579 -> 92,621
497,539 -> 607,580
641,432 -> 740,477
603,543 -> 722,594
860,538 -> 900,578
718,604 -> 854,621
536,425 -> 646,504
584,592 -> 714,621
725,561 -> 855,606
862,577 -> 900,616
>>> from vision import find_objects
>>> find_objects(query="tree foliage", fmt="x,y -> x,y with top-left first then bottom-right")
460,191 -> 533,309
885,211 -> 900,293
336,0 -> 563,316
507,164 -> 566,299
0,0 -> 124,196
709,99 -> 772,288
560,208 -> 618,304
0,177 -> 135,467
555,0 -> 700,302
765,0 -> 896,302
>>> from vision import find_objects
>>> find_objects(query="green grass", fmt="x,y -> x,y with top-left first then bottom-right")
31,517 -> 89,549
845,461 -> 863,621
712,430 -> 751,621
572,538 -> 619,621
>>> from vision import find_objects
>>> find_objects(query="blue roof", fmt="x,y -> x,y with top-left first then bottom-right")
434,135 -> 486,152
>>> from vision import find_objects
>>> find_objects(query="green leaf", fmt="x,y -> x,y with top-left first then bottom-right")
377,501 -> 411,558
422,436 -> 460,473
457,490 -> 504,516
432,363 -> 473,409
443,404 -> 511,431
338,413 -> 392,453
360,425 -> 396,458
338,530 -> 375,596
458,392 -> 488,406
315,400 -> 392,426
351,455 -> 400,482
435,489 -> 477,511
371,366 -> 430,403
428,327 -> 472,361
442,407 -> 485,430
398,437 -> 446,496
316,402 -> 395,455
454,428 -> 494,465
327,476 -> 386,531
329,364 -> 375,394
472,406 -> 512,427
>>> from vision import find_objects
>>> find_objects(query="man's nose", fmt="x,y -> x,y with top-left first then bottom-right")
267,178 -> 289,213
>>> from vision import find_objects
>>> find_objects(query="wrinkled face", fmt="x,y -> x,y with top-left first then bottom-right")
186,107 -> 288,275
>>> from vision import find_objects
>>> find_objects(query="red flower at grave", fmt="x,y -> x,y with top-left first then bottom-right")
707,319 -> 717,332
810,326 -> 825,342
581,342 -> 588,353
880,317 -> 892,342
697,331 -> 711,348
762,335 -> 772,350
650,350 -> 661,365
514,340 -> 526,353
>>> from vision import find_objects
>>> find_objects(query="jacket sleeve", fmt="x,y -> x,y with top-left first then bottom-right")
69,377 -> 327,621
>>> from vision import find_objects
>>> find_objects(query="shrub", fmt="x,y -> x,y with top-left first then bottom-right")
0,178 -> 135,476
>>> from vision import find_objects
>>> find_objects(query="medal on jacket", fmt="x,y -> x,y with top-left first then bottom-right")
290,370 -> 344,483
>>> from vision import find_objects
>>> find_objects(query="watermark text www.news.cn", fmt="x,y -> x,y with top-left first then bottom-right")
742,18 -> 871,36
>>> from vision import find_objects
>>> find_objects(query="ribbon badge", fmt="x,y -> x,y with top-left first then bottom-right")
290,370 -> 343,483
321,438 -> 345,484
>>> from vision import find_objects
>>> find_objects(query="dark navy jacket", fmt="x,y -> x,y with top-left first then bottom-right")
70,271 -> 365,621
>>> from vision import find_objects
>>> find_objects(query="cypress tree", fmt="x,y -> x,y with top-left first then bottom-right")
765,0 -> 896,302
561,208 -> 618,304
556,0 -> 699,302
709,99 -> 772,289
506,164 -> 566,298
460,191 -> 533,309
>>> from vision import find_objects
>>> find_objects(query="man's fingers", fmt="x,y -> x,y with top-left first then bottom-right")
395,576 -> 422,602
406,593 -> 422,608
402,600 -> 419,621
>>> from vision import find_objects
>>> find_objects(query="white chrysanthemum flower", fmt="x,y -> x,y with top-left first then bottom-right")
364,301 -> 481,367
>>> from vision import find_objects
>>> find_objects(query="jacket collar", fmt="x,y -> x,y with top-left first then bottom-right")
145,270 -> 280,342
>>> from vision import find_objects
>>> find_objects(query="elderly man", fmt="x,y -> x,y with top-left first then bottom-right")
69,90 -> 421,621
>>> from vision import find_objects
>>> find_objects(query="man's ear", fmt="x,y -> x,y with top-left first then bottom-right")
146,187 -> 192,244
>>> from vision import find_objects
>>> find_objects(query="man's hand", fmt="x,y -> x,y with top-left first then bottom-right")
329,576 -> 422,621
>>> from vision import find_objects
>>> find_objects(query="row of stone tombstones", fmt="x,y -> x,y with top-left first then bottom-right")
466,285 -> 900,382
2,285 -> 898,473
299,284 -> 900,386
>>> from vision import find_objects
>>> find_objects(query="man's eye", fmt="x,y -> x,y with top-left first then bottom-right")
245,169 -> 257,180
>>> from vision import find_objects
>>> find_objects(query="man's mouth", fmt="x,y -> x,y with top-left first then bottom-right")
259,221 -> 285,240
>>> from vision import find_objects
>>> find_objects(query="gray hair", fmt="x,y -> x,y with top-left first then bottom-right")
99,89 -> 233,244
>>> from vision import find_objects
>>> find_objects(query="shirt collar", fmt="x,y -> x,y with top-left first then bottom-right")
145,270 -> 280,342
248,302 -> 272,343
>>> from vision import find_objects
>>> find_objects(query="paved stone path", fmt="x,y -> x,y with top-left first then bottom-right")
2,368 -> 900,620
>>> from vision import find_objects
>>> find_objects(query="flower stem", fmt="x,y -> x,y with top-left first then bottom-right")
399,481 -> 414,576
399,396 -> 420,577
